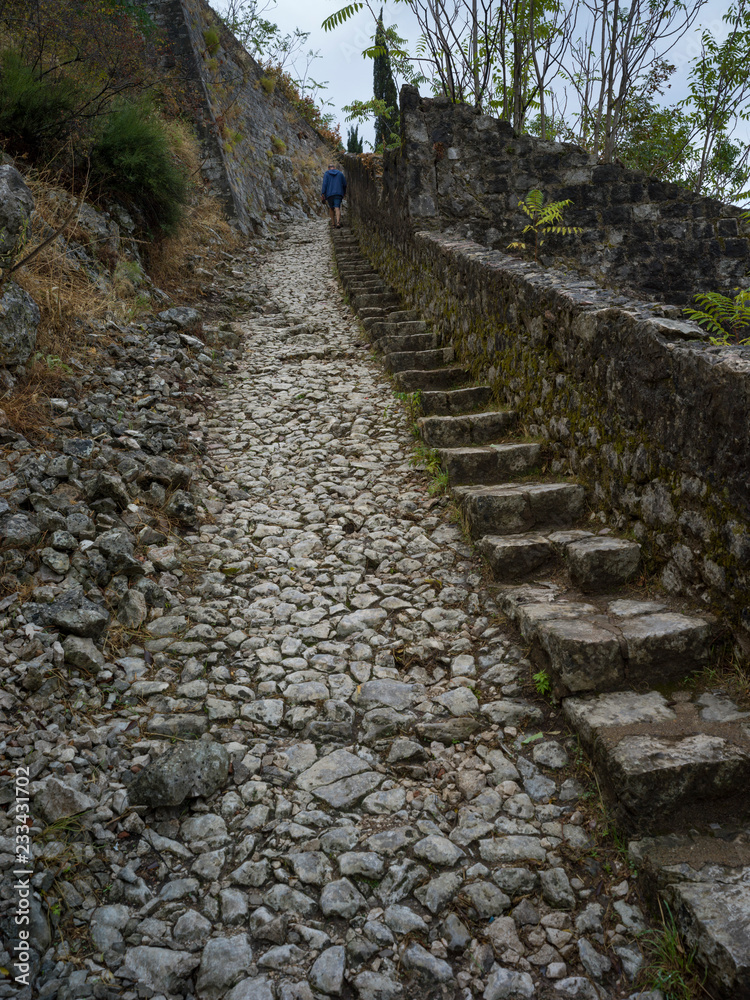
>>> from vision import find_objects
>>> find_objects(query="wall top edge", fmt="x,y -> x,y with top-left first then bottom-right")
410,228 -> 750,376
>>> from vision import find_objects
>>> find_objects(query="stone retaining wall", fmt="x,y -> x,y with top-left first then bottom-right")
150,0 -> 332,232
343,151 -> 750,641
354,86 -> 750,306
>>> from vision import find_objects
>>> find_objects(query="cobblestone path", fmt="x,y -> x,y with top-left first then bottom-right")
13,220 -> 661,1000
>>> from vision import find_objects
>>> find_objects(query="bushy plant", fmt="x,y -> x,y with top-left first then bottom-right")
264,65 -> 341,148
90,99 -> 191,233
0,50 -> 83,154
203,27 -> 220,55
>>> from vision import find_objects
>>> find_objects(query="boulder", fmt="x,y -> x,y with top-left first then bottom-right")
35,777 -> 96,823
0,281 -> 40,365
128,740 -> 230,807
0,165 -> 34,271
62,636 -> 105,673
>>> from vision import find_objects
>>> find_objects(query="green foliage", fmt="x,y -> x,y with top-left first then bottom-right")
373,9 -> 399,150
0,49 -> 83,154
507,189 -> 583,262
639,900 -> 708,1000
260,74 -> 276,94
342,98 -> 399,151
533,669 -> 551,697
30,353 -> 72,373
203,27 -> 220,55
394,389 -> 422,421
270,135 -> 286,154
346,124 -> 364,154
322,3 -> 364,32
90,99 -> 190,234
684,288 -> 750,345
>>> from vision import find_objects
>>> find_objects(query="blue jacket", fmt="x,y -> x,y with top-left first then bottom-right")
322,168 -> 347,198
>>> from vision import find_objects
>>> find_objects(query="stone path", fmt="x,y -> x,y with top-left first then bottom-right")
3,219 -> 673,1000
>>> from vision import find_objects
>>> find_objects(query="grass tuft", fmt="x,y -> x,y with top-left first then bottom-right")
638,899 -> 709,1000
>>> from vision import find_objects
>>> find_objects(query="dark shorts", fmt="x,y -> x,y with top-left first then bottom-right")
327,195 -> 343,208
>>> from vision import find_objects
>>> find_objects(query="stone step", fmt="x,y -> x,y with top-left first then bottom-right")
394,367 -> 472,392
454,481 -> 585,538
345,276 -> 386,287
346,280 -> 390,295
370,320 -> 429,339
437,442 -> 541,484
419,410 -> 517,447
362,310 -> 420,329
353,292 -> 401,310
563,534 -> 642,592
500,587 -> 712,695
477,528 -> 642,589
564,688 -> 750,833
628,828 -> 750,999
338,265 -> 376,275
477,532 -> 556,580
374,332 -> 438,355
384,347 -> 454,373
420,386 -> 493,416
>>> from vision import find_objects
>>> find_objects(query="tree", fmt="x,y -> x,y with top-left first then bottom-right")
346,123 -> 364,152
373,8 -> 399,147
551,0 -> 707,162
680,1 -> 750,199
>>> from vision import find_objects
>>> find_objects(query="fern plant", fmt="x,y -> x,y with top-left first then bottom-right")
507,189 -> 582,262
684,289 -> 750,346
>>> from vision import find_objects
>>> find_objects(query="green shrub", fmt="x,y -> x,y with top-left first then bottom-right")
91,99 -> 190,234
270,135 -> 286,154
0,49 -> 82,154
203,28 -> 220,55
260,75 -> 276,95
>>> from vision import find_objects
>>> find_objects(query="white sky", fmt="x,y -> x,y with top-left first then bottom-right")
213,0 -> 739,148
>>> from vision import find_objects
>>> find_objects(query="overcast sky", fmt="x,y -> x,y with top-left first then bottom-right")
213,0 -> 739,147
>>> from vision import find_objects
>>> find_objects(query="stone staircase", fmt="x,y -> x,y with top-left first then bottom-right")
333,227 -> 750,999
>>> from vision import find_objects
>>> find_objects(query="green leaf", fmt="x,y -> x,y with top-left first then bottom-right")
521,732 -> 544,744
322,3 -> 364,32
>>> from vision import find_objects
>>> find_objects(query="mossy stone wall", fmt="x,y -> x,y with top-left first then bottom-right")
344,152 -> 750,638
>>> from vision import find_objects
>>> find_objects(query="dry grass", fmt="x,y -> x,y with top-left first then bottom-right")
0,353 -> 76,439
1,118 -> 236,439
147,191 -> 238,297
12,174 -> 120,341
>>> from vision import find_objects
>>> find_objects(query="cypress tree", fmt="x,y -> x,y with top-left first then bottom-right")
373,8 -> 398,149
346,125 -> 364,153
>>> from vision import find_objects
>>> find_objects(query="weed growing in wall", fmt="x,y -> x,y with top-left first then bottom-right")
507,189 -> 582,262
684,288 -> 750,345
203,27 -> 220,55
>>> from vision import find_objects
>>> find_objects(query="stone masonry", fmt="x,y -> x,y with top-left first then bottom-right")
360,86 -> 750,305
342,90 -> 750,644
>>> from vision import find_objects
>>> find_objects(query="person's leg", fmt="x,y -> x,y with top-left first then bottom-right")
334,205 -> 341,227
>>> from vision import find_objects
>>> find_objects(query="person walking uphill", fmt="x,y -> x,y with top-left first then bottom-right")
321,163 -> 346,229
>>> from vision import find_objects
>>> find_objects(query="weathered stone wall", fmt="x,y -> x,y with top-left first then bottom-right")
149,0 -> 333,232
354,86 -> 750,305
343,145 -> 750,639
